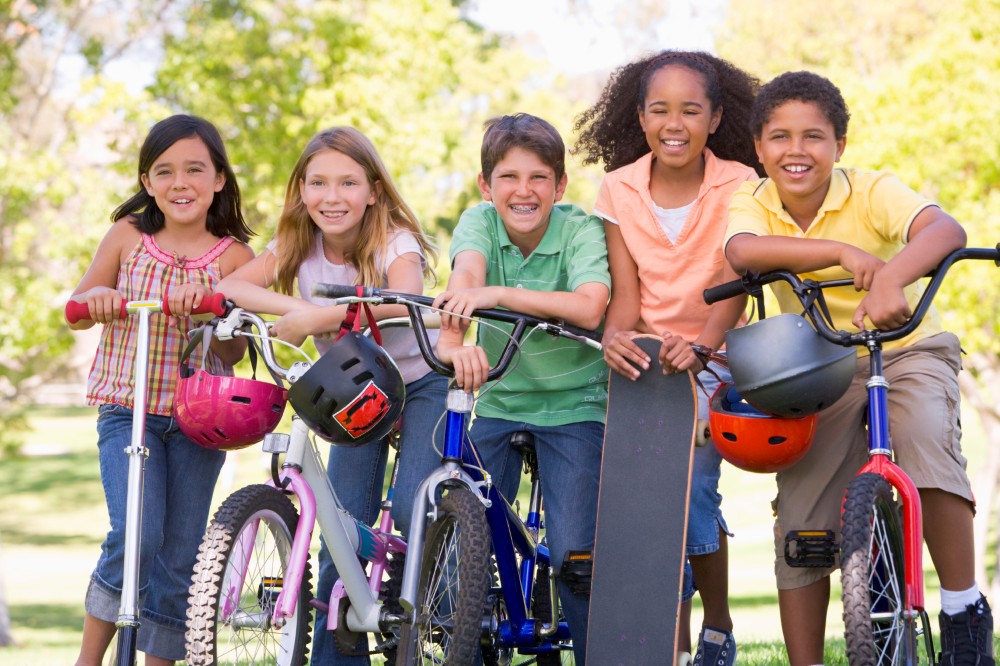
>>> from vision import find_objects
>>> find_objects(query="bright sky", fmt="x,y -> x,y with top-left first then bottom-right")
467,0 -> 726,76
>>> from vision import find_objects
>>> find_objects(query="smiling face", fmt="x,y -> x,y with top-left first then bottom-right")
141,136 -> 225,228
298,149 -> 377,245
638,64 -> 722,172
754,99 -> 846,214
478,146 -> 567,254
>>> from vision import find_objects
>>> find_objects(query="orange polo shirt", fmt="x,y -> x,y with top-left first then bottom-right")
594,149 -> 758,342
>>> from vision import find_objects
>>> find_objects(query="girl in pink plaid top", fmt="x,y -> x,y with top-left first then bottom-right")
68,115 -> 254,666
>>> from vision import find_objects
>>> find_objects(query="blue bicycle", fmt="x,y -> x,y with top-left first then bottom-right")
315,284 -> 601,665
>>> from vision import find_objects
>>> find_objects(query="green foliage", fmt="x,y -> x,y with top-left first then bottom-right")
151,0 -> 536,250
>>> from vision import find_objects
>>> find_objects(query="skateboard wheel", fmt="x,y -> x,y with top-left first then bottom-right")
695,419 -> 710,446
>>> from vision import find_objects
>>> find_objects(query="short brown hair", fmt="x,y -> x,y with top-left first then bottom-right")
480,113 -> 565,182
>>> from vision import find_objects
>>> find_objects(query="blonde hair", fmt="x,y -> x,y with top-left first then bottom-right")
273,127 -> 437,294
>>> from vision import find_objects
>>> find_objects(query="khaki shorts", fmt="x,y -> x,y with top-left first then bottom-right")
772,332 -> 972,590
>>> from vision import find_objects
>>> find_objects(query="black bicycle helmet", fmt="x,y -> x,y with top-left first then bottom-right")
725,313 -> 856,417
288,331 -> 405,446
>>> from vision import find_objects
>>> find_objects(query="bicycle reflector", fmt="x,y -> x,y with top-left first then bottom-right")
174,326 -> 288,451
708,383 -> 817,473
724,314 -> 855,417
287,331 -> 405,447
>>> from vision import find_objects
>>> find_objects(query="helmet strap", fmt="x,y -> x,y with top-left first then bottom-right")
336,286 -> 383,346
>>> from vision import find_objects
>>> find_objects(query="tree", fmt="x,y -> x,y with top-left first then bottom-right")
718,0 -> 1000,600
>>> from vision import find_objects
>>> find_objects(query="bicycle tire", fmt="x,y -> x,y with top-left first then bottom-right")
396,487 -> 491,665
186,484 -> 312,666
841,473 -> 918,665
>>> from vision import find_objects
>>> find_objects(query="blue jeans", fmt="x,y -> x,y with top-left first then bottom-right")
680,362 -> 733,602
85,403 -> 225,661
311,371 -> 449,665
470,417 -> 604,666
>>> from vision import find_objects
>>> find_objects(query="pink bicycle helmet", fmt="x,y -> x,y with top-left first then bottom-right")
174,326 -> 288,451
709,382 -> 818,473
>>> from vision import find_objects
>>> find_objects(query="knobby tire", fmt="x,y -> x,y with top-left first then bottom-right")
841,473 -> 918,665
397,487 -> 491,665
186,484 -> 312,666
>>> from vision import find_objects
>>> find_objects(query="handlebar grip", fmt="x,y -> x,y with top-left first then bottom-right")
64,300 -> 127,324
313,283 -> 376,299
704,279 -> 748,305
161,292 -> 229,317
65,292 -> 228,324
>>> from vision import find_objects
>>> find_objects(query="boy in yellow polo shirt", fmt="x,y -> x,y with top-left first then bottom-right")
725,71 -> 993,666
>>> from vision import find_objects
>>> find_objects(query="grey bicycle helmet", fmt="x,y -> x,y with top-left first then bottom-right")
288,331 -> 405,446
725,313 -> 855,417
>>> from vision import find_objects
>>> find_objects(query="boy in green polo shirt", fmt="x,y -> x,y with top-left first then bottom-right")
725,71 -> 992,666
434,112 -> 610,663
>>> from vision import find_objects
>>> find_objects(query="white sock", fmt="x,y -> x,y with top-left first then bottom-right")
941,583 -> 981,615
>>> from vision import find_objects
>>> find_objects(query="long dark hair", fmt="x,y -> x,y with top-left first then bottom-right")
111,114 -> 252,241
574,51 -> 763,175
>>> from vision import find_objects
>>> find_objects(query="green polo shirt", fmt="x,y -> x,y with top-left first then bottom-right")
449,202 -> 610,426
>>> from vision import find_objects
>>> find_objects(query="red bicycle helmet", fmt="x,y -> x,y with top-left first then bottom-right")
287,331 -> 405,447
709,382 -> 817,473
174,326 -> 288,451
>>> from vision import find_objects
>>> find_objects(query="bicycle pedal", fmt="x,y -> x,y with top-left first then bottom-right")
783,530 -> 836,568
560,550 -> 593,596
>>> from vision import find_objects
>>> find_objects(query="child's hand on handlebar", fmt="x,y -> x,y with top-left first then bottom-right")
432,287 -> 500,329
840,246 -> 885,291
436,319 -> 491,392
853,273 -> 913,331
271,305 -> 323,347
73,286 -> 123,325
166,283 -> 214,328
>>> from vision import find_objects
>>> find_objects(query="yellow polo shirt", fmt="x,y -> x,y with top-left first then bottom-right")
725,168 -> 943,351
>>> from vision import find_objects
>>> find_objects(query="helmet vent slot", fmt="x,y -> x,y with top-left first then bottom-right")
353,371 -> 375,385
341,357 -> 361,371
722,432 -> 738,442
231,396 -> 252,404
768,436 -> 788,445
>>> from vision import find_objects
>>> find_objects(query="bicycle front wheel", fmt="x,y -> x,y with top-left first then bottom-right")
186,484 -> 312,666
397,487 -> 491,665
841,472 -> 918,665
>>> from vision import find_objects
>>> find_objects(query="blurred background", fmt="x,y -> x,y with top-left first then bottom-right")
0,0 -> 997,662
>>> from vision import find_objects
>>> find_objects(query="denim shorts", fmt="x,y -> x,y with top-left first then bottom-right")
86,403 -> 224,660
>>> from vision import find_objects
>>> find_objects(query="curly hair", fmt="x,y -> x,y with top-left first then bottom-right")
750,71 -> 850,140
574,51 -> 763,175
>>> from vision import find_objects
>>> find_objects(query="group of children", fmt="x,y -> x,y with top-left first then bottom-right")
68,50 -> 994,666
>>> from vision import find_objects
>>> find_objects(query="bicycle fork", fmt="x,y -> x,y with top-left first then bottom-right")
856,346 -> 925,615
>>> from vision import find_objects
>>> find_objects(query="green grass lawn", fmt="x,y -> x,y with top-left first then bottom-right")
0,405 -> 992,664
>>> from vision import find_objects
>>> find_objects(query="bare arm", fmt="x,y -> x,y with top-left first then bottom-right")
854,207 -> 966,329
600,221 -> 651,379
69,220 -> 140,329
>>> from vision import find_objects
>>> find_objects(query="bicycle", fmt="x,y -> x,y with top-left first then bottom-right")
315,283 -> 603,665
704,244 -> 1000,665
64,293 -> 229,666
181,303 -> 420,665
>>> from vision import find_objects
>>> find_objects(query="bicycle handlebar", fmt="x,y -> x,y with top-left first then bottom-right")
65,292 -> 229,324
312,283 -> 603,382
703,245 -> 1000,347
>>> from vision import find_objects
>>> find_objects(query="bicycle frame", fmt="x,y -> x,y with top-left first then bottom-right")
211,309 -> 407,636
705,244 -> 1000,661
311,288 -> 592,655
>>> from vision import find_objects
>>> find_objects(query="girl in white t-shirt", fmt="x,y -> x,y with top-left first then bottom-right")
217,126 -> 446,666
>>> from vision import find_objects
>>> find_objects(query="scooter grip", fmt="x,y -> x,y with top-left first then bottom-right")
161,292 -> 228,317
64,300 -> 127,324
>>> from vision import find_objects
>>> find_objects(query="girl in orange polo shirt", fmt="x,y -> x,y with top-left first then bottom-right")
575,51 -> 763,666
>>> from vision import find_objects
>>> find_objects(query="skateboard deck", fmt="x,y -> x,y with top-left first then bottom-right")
586,335 -> 697,666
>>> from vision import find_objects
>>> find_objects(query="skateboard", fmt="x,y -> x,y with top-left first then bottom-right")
586,335 -> 698,666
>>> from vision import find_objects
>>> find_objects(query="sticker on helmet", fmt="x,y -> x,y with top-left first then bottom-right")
334,381 -> 391,439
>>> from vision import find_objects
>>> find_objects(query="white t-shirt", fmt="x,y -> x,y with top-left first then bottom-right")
267,229 -> 438,384
652,200 -> 694,244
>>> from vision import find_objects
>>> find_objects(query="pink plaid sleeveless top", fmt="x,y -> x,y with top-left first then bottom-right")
86,233 -> 234,415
